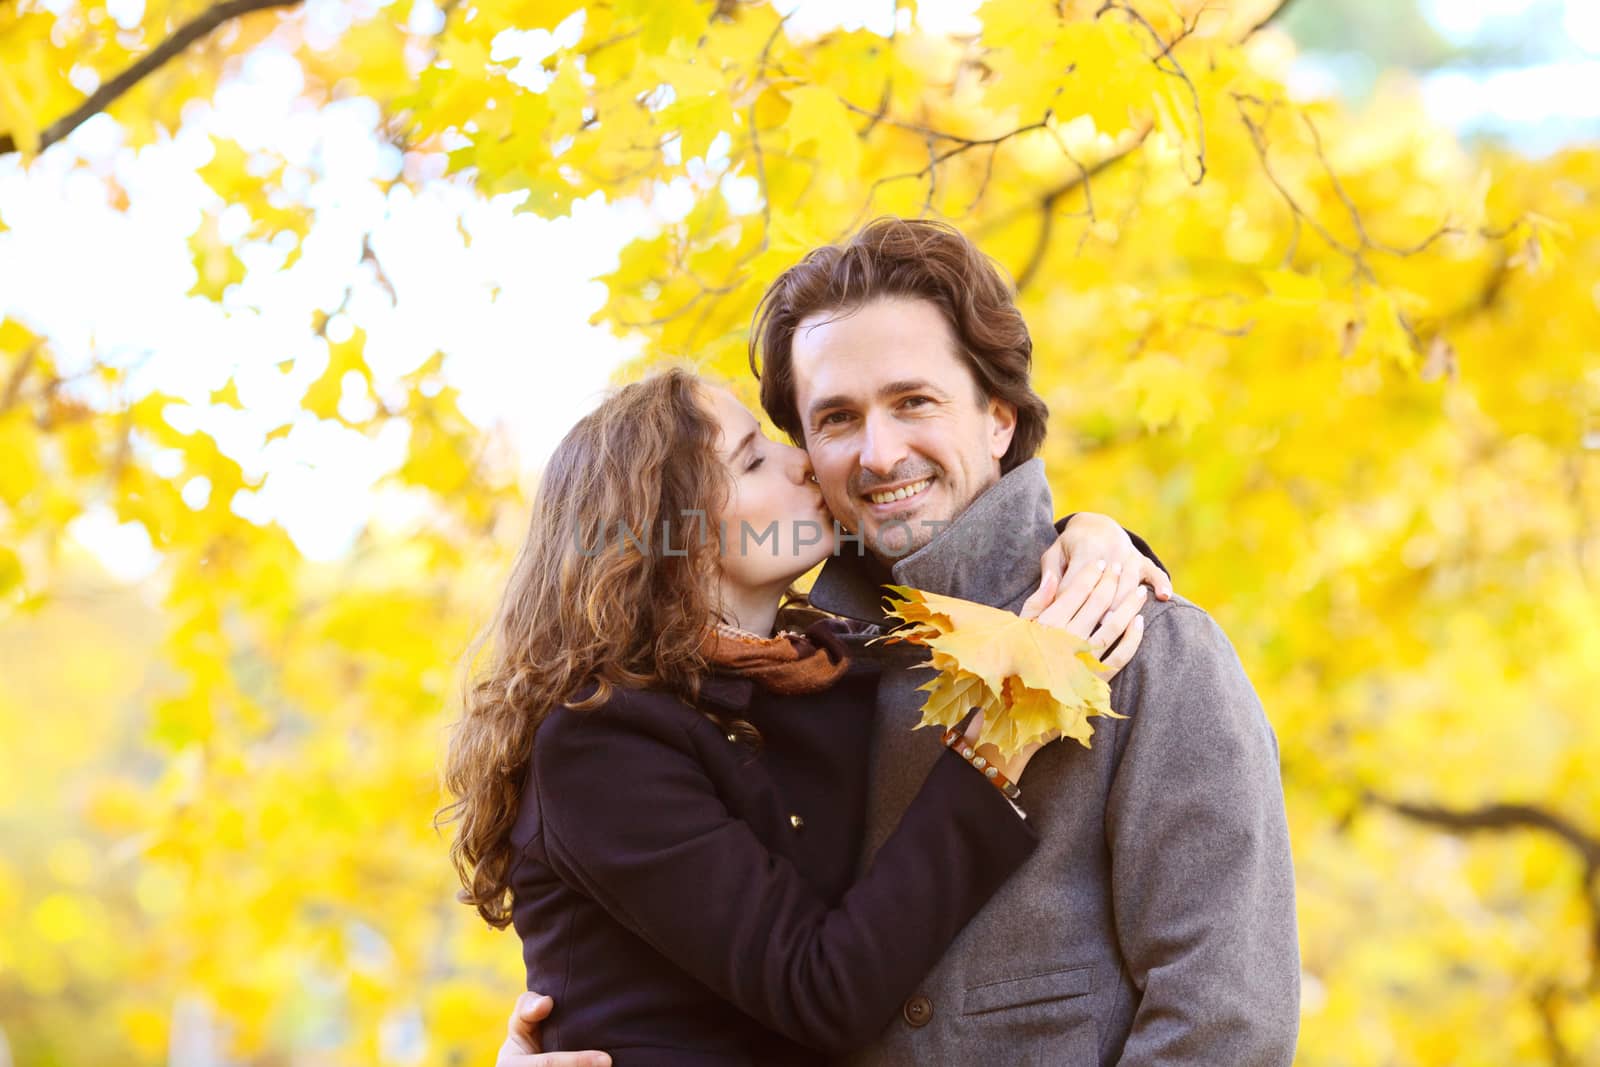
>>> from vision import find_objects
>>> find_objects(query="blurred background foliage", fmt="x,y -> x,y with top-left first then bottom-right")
1,0 -> 1598,1064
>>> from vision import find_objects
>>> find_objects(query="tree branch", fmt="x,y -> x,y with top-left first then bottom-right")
978,121 -> 1151,240
0,0 -> 305,157
1097,0 -> 1207,185
834,110 -> 1056,238
1,341 -> 41,415
1368,795 -> 1600,864
1242,0 -> 1301,40
1009,123 -> 1151,292
1367,791 -> 1600,988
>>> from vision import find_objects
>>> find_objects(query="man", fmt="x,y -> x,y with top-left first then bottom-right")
498,218 -> 1299,1065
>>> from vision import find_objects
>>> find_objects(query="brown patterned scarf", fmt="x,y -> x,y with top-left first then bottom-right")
702,619 -> 850,694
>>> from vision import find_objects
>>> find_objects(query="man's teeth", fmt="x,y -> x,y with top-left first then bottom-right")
868,478 -> 932,505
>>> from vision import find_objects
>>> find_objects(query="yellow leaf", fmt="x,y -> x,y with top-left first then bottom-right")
211,378 -> 243,408
875,584 -> 1120,758
187,214 -> 247,300
0,544 -> 21,596
303,328 -> 372,423
0,410 -> 41,506
1119,352 -> 1213,435
198,136 -> 254,201
1260,268 -> 1327,305
782,86 -> 862,177
1352,288 -> 1415,371
0,63 -> 39,156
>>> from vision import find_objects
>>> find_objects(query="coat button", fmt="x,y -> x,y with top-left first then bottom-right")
902,995 -> 932,1028
789,813 -> 805,831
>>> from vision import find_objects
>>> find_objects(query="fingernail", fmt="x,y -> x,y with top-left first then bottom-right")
1097,559 -> 1107,571
1114,562 -> 1123,575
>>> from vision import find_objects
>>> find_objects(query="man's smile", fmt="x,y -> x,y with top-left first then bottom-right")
863,476 -> 934,512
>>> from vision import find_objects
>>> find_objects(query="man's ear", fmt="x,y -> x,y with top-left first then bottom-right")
987,395 -> 1018,460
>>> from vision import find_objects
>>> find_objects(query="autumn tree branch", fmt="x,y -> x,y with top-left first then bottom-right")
1242,0 -> 1301,40
837,107 -> 1059,235
1534,982 -> 1580,1067
1366,791 -> 1600,988
1010,122 -> 1151,292
0,341 -> 41,415
1097,0 -> 1207,184
0,0 -> 304,157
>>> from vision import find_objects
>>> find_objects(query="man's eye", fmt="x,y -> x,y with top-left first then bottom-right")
819,411 -> 851,427
902,396 -> 932,409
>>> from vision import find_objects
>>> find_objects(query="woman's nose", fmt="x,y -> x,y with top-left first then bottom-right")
788,446 -> 815,485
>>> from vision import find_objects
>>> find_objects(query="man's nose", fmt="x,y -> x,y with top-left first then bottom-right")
858,411 -> 909,477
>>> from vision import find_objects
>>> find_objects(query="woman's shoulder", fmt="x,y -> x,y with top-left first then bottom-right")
515,683 -> 694,843
540,679 -> 702,749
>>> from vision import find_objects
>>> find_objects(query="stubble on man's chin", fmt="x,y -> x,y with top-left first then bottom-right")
862,518 -> 937,565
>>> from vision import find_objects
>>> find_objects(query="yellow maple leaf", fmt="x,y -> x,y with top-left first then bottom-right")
782,85 -> 863,177
874,585 -> 1123,758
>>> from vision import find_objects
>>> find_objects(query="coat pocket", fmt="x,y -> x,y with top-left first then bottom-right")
961,964 -> 1093,1016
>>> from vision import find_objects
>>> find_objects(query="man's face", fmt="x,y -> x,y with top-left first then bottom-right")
790,296 -> 1018,560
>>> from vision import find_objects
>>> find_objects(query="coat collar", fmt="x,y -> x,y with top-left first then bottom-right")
698,672 -> 756,714
808,458 -> 1059,624
696,618 -> 871,714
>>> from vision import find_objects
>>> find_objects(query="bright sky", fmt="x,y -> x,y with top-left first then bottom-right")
0,0 -> 1594,576
0,46 -> 651,571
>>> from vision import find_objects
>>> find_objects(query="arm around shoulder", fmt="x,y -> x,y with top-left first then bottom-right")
533,694 -> 1039,1055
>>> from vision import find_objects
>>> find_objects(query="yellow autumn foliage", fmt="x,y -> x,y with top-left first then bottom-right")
877,584 -> 1119,755
2,0 -> 1599,1064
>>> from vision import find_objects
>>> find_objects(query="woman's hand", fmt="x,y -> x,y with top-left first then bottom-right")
1023,513 -> 1172,619
1021,557 -> 1150,682
1020,512 -> 1167,678
966,555 -> 1150,786
962,711 -> 1054,786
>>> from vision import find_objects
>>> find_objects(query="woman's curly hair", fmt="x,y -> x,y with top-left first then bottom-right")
438,368 -> 739,928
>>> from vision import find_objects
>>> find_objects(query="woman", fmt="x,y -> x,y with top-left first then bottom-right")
442,368 -> 1166,1065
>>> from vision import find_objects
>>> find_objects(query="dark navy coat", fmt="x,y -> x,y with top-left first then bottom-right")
508,619 -> 1039,1065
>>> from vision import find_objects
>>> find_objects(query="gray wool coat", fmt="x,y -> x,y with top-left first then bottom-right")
809,458 -> 1301,1067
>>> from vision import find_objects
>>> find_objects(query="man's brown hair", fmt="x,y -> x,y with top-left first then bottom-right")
748,216 -> 1049,472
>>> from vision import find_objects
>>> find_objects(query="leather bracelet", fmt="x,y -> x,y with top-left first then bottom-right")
941,726 -> 1022,802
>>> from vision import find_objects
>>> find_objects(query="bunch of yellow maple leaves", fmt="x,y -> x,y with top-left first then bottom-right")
877,585 -> 1122,758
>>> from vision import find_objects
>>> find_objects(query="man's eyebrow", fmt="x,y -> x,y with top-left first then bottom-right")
807,395 -> 853,422
880,379 -> 943,398
807,380 -> 947,423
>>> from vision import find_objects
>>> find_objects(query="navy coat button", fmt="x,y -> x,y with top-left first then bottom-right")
789,813 -> 805,831
902,995 -> 933,1027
